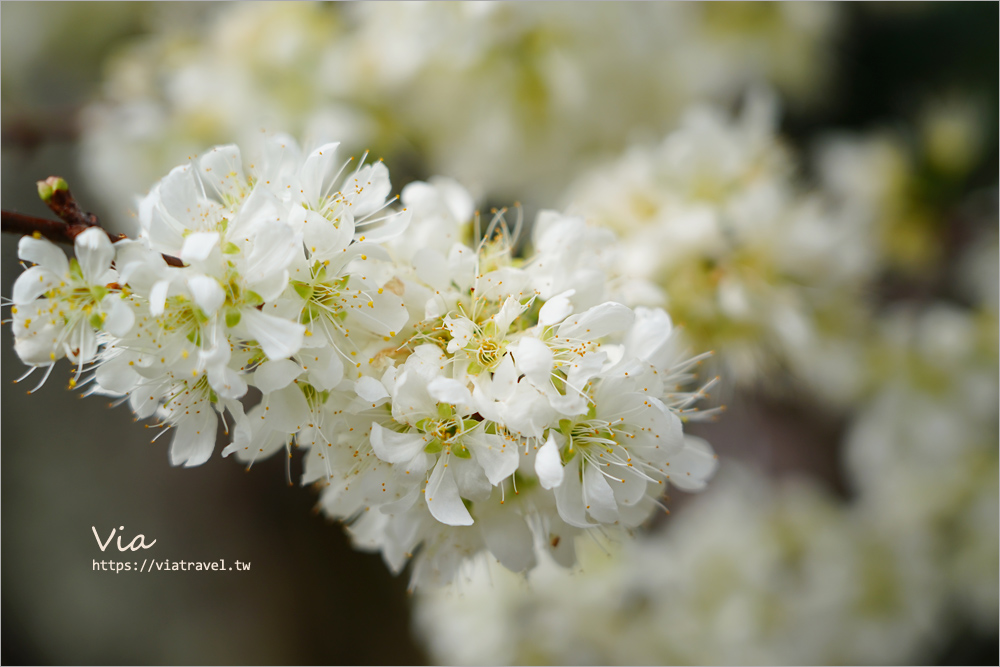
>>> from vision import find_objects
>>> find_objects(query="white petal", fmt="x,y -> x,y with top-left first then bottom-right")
302,346 -> 343,391
243,223 -> 298,288
254,359 -> 303,394
665,435 -> 719,492
347,162 -> 392,219
625,307 -> 677,370
180,231 -> 220,264
425,455 -> 474,526
300,141 -> 343,206
262,384 -> 311,433
370,422 -> 426,464
557,302 -> 635,342
298,207 -> 352,260
101,295 -> 134,336
582,463 -> 619,523
611,468 -> 648,507
553,457 -> 594,529
443,316 -> 475,353
479,505 -> 536,573
12,266 -> 58,305
241,308 -> 305,360
538,289 -> 576,327
187,274 -> 225,315
465,432 -> 518,485
510,337 -> 553,387
18,236 -> 68,274
355,207 -> 410,244
345,277 -> 408,336
74,228 -> 114,283
149,279 -> 170,316
412,248 -> 451,292
493,296 -> 527,335
95,358 -> 141,394
427,377 -> 473,409
169,411 -> 217,467
355,375 -> 390,404
67,321 -> 98,364
208,364 -> 248,400
198,144 -> 245,203
535,432 -> 565,490
451,456 -> 492,502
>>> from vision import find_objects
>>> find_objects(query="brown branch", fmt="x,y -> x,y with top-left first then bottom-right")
3,176 -> 184,267
3,211 -> 185,268
39,177 -> 100,228
2,209 -> 125,245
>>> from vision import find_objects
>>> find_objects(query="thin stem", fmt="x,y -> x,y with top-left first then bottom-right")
2,209 -> 184,267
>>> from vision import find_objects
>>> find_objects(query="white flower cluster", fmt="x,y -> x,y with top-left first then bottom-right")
845,300 -> 999,633
80,2 -> 842,226
415,465 -> 944,666
564,92 -> 877,384
420,297 -> 997,665
9,136 -> 719,588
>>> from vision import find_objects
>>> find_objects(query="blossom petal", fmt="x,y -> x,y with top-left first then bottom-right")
664,435 -> 719,492
582,463 -> 619,523
18,235 -> 68,275
254,359 -> 303,394
538,289 -> 576,327
208,364 -> 248,400
187,274 -> 225,315
75,228 -> 115,284
169,411 -> 217,467
241,308 -> 305,360
479,505 -> 536,573
300,141 -> 343,205
262,384 -> 311,433
101,294 -> 135,336
465,431 -> 518,485
510,337 -> 553,387
12,267 -> 58,305
355,376 -> 390,404
149,279 -> 170,316
425,455 -> 474,526
198,144 -> 245,203
557,302 -> 635,342
370,422 -> 426,464
535,432 -> 565,490
180,232 -> 220,264
427,377 -> 473,409
553,457 -> 594,529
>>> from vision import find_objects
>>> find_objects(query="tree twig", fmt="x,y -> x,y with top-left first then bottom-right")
2,177 -> 184,267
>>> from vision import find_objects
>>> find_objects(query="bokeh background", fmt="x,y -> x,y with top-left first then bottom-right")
1,2 -> 997,665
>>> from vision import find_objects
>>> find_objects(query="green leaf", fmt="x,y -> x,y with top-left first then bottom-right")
225,307 -> 242,328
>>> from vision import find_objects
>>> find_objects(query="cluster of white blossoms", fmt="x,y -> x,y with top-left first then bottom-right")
564,92 -> 880,385
413,217 -> 998,666
845,299 -> 999,633
8,136 -> 719,587
415,465 -> 945,666
79,2 -> 843,226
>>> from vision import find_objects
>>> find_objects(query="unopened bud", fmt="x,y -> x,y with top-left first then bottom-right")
36,176 -> 68,202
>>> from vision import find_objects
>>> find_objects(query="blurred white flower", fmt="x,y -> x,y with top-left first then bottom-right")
415,465 -> 947,665
78,2 -> 844,224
